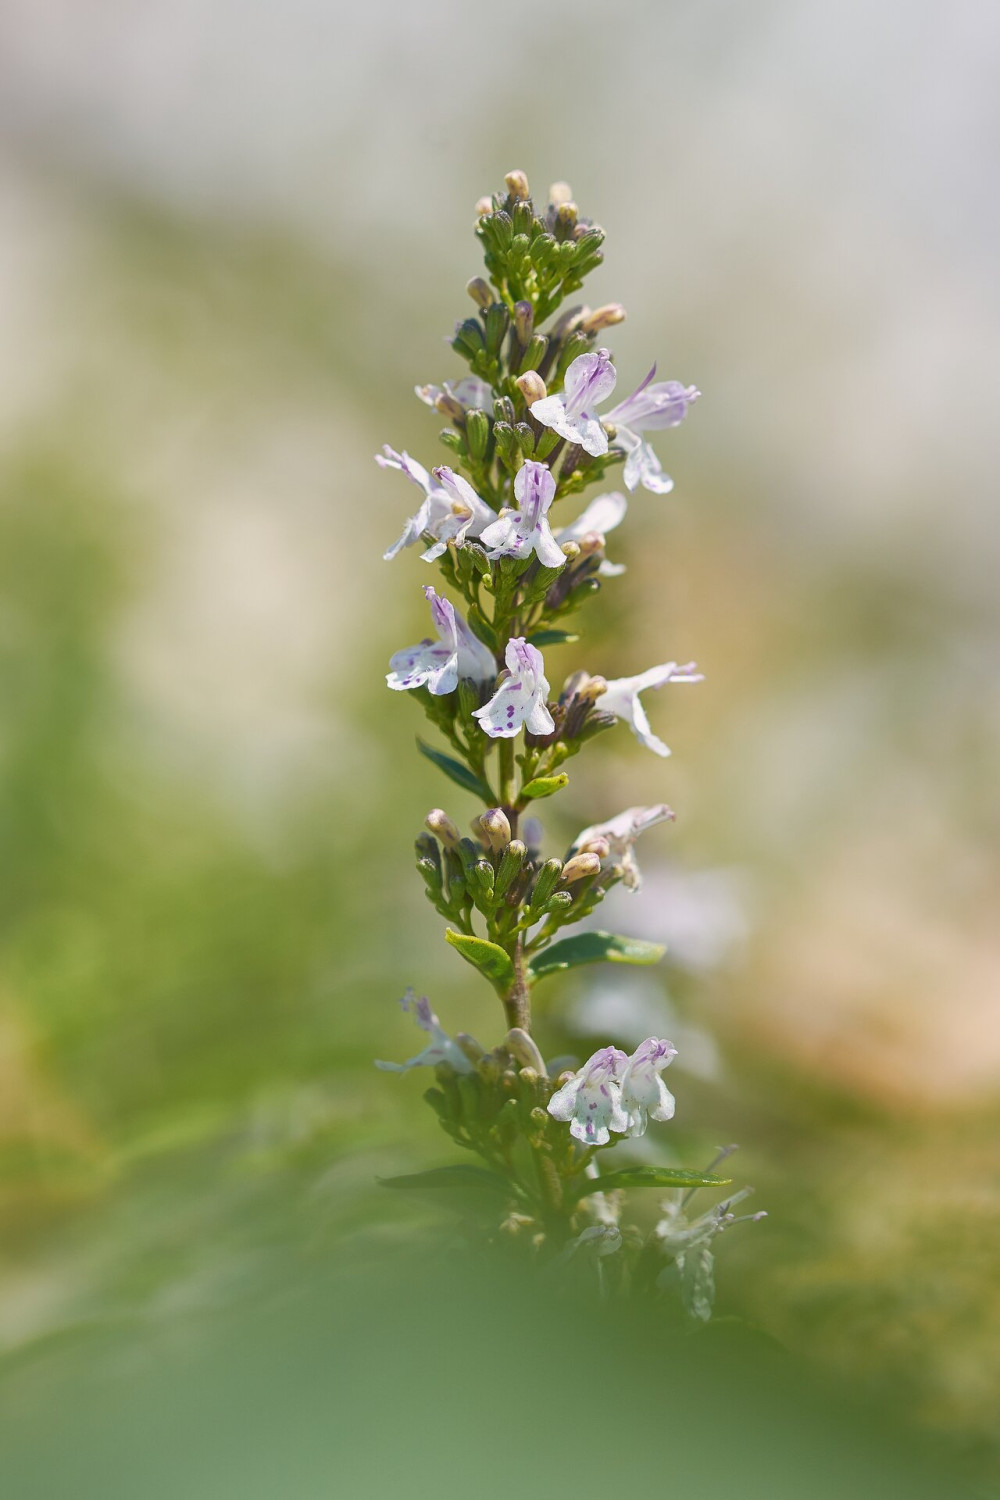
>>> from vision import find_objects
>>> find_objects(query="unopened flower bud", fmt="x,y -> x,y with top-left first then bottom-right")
556,201 -> 579,233
513,300 -> 534,344
474,195 -> 493,218
466,276 -> 492,308
465,407 -> 490,460
455,1032 -> 486,1065
561,852 -> 602,884
575,834 -> 610,860
549,181 -> 573,207
530,858 -> 564,909
426,809 -> 461,849
494,839 -> 527,899
504,168 -> 530,201
581,303 -> 626,333
505,1027 -> 547,1075
434,391 -> 466,423
560,541 -> 581,559
564,673 -> 606,704
516,370 -> 547,405
479,807 -> 512,853
575,531 -> 605,558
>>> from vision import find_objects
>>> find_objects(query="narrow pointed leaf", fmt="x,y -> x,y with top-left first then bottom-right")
378,1165 -> 510,1195
575,1167 -> 731,1198
528,930 -> 665,983
445,929 -> 516,992
417,738 -> 492,800
527,629 -> 579,647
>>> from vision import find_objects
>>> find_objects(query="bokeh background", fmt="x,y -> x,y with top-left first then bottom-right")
0,1 -> 997,1493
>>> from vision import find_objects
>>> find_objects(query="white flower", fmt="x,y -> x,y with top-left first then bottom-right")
547,1045 -> 629,1145
599,661 -> 703,757
377,447 -> 496,562
618,1036 -> 677,1136
530,349 -> 617,457
427,465 -> 498,559
547,1036 -> 680,1145
604,366 -> 700,495
472,637 -> 554,739
479,461 -> 566,569
554,490 -> 628,577
386,585 -> 496,697
572,804 -> 675,892
374,989 -> 476,1074
415,377 -> 493,413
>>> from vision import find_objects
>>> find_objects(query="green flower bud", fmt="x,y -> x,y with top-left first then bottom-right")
485,303 -> 509,358
465,406 -> 490,460
494,839 -> 526,899
530,858 -> 564,910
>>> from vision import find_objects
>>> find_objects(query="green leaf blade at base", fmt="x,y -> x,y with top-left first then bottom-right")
417,738 -> 492,801
445,928 -> 516,993
575,1167 -> 732,1198
528,930 -> 666,983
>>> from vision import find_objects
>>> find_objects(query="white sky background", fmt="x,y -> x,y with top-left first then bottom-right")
0,0 -> 997,593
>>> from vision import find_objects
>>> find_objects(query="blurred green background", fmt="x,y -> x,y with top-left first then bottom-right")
0,1 -> 997,1492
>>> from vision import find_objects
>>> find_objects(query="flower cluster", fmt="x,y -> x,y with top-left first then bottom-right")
372,170 -> 761,1308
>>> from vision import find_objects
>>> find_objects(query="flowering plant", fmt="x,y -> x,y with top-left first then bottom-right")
376,170 -> 762,1314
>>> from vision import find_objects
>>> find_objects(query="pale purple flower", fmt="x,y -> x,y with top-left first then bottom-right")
547,1045 -> 629,1145
554,490 -> 628,577
618,1036 -> 677,1136
604,366 -> 700,494
530,348 -> 617,457
415,376 -> 493,413
479,461 -> 566,569
427,466 -> 498,558
572,804 -> 675,892
387,585 -> 496,696
377,447 -> 496,562
599,662 -> 704,757
472,637 -> 554,738
374,988 -> 475,1074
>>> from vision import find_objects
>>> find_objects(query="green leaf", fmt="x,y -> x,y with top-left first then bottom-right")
417,739 -> 492,800
527,629 -> 579,647
378,1165 -> 510,1195
445,929 -> 515,993
521,773 -> 569,800
575,1167 -> 732,1198
528,930 -> 665,983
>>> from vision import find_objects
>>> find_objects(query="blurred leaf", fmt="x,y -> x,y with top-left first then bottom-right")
527,629 -> 579,647
575,1167 -> 731,1197
445,929 -> 515,991
416,738 -> 492,800
521,773 -> 569,800
528,930 -> 665,982
377,1165 -> 510,1194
